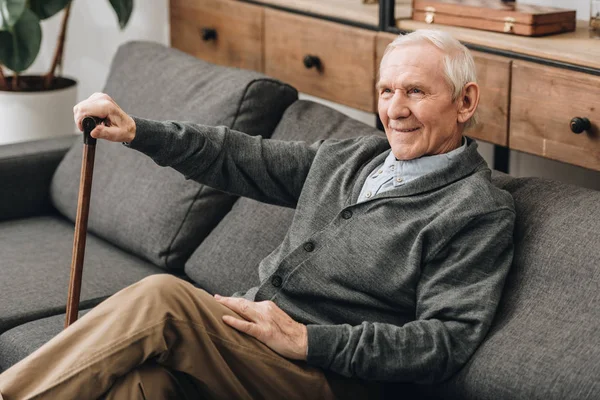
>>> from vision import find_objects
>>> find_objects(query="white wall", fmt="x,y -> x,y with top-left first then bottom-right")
522,0 -> 591,20
16,0 -> 600,190
26,0 -> 170,103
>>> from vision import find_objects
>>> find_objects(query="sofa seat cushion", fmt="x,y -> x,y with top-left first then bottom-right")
51,41 -> 297,270
185,100 -> 385,295
0,309 -> 92,372
0,215 -> 166,335
417,176 -> 600,400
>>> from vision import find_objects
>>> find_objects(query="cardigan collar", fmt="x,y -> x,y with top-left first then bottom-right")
350,136 -> 488,205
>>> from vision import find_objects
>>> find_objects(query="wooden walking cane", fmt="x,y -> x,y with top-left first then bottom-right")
65,116 -> 99,328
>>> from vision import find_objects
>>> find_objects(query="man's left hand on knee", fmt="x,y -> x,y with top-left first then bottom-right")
214,295 -> 308,361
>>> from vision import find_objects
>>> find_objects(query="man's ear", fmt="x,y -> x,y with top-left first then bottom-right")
457,82 -> 480,124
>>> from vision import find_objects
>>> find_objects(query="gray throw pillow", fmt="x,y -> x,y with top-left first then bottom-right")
50,41 -> 297,269
185,100 -> 385,295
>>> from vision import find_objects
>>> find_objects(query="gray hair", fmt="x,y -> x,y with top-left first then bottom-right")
382,30 -> 478,129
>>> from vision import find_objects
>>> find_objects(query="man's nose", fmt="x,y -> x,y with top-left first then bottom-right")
387,92 -> 411,119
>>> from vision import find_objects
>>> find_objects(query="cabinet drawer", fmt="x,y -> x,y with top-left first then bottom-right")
510,61 -> 600,171
469,51 -> 510,146
375,33 -> 510,146
170,0 -> 263,72
264,9 -> 376,112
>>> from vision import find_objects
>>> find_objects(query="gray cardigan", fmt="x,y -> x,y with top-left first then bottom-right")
127,117 -> 516,384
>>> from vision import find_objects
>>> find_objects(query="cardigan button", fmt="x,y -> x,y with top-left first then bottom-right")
303,242 -> 315,252
271,275 -> 282,288
342,210 -> 353,219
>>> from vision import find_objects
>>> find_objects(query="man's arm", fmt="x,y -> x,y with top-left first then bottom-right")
72,92 -> 320,208
128,117 -> 321,207
126,117 -> 321,208
306,209 -> 515,383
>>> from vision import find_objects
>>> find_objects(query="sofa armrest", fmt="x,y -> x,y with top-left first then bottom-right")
0,135 -> 78,222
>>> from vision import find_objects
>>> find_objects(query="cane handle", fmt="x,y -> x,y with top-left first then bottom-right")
82,116 -> 100,145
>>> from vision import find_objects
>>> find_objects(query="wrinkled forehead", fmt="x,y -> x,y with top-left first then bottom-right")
378,43 -> 447,86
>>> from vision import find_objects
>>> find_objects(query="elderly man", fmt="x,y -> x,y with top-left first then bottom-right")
0,29 -> 514,399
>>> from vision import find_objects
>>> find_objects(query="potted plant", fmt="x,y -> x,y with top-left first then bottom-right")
0,0 -> 133,145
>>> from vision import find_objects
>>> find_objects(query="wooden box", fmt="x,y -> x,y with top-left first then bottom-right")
412,0 -> 576,36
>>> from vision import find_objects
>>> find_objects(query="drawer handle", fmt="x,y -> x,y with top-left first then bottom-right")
570,117 -> 591,134
200,28 -> 217,41
303,55 -> 321,70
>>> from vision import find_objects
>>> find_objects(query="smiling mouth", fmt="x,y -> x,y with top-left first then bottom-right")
392,127 -> 420,133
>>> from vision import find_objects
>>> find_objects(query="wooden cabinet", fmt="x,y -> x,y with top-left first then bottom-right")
264,9 -> 376,112
510,61 -> 600,170
170,0 -> 264,71
470,51 -> 511,147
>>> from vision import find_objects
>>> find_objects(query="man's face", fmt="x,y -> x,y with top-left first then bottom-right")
377,43 -> 463,161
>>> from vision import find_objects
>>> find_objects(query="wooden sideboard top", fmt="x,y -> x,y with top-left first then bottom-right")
248,0 -> 412,26
243,2 -> 598,72
396,19 -> 600,71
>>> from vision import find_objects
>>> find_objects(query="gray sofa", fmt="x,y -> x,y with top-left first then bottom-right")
0,41 -> 598,400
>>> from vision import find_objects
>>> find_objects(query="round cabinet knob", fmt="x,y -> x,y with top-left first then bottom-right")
200,28 -> 217,41
570,117 -> 591,134
303,55 -> 321,70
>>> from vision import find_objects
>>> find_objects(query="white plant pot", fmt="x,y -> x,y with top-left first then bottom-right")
0,77 -> 78,145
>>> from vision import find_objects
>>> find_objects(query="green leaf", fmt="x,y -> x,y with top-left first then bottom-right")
0,0 -> 27,31
109,0 -> 133,29
0,8 -> 41,72
30,0 -> 71,20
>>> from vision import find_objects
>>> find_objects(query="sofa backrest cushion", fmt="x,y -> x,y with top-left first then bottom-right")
185,100 -> 385,295
421,176 -> 600,399
50,41 -> 297,270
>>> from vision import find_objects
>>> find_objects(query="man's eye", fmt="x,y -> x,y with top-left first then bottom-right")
382,88 -> 391,94
408,88 -> 422,94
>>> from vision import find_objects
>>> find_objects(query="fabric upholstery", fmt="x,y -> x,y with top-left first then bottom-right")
0,136 -> 76,222
50,41 -> 297,270
416,176 -> 600,399
185,100 -> 385,295
0,215 -> 165,335
0,310 -> 91,372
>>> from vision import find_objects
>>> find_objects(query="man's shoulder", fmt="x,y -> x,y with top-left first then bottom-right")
451,168 -> 516,218
320,134 -> 387,147
316,134 -> 389,158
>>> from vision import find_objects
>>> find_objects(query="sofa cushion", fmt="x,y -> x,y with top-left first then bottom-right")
185,100 -> 385,295
50,41 -> 297,270
0,215 -> 167,335
419,176 -> 600,399
0,310 -> 92,372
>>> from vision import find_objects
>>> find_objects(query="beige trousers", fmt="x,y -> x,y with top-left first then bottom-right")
0,275 -> 375,400
101,361 -> 199,399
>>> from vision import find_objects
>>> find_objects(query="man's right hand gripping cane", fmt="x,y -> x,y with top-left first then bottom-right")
73,92 -> 136,143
